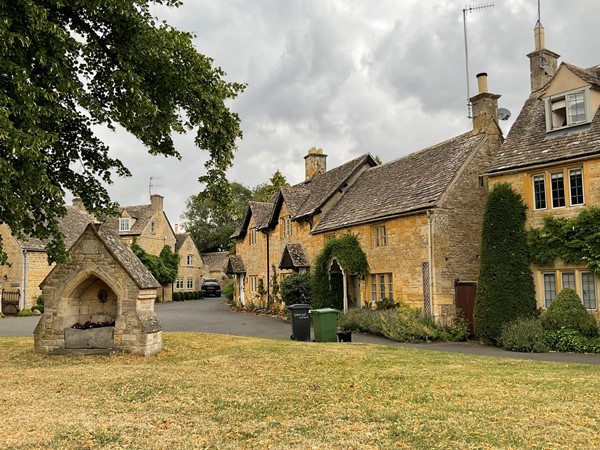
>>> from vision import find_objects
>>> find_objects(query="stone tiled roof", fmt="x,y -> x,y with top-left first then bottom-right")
280,185 -> 310,217
18,206 -> 94,251
293,154 -> 375,218
279,244 -> 310,269
250,201 -> 275,230
313,132 -> 487,233
104,204 -> 156,236
489,64 -> 600,173
174,233 -> 190,252
226,255 -> 246,274
201,251 -> 229,272
94,224 -> 161,289
562,63 -> 600,88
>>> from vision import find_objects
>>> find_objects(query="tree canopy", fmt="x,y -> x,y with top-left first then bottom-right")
182,182 -> 252,252
1,0 -> 244,263
251,170 -> 290,202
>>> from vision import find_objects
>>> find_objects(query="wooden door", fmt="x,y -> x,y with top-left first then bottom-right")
455,282 -> 476,335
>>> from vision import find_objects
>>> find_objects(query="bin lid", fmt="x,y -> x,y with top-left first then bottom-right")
287,304 -> 311,310
310,308 -> 340,315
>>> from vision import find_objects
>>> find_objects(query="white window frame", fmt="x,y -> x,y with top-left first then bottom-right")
373,225 -> 387,247
175,278 -> 184,289
187,254 -> 193,266
250,228 -> 257,246
581,272 -> 597,310
249,275 -> 258,294
545,88 -> 591,132
561,272 -> 576,291
543,272 -> 557,308
550,171 -> 566,208
150,220 -> 156,235
119,218 -> 130,232
282,216 -> 292,238
187,278 -> 194,290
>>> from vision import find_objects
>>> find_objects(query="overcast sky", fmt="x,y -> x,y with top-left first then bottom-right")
89,1 -> 599,226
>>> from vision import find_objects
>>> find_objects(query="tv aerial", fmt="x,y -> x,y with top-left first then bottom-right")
462,3 -> 494,118
149,176 -> 163,196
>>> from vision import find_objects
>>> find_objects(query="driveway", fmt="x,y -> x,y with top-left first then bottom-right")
2,297 -> 600,365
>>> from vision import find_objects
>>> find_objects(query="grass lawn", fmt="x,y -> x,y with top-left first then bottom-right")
1,333 -> 599,449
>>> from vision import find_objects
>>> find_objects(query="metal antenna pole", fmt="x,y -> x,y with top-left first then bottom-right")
462,3 -> 494,118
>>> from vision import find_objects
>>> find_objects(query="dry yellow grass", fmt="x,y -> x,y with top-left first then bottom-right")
0,333 -> 599,449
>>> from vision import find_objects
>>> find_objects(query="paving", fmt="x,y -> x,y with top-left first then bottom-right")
2,297 -> 600,365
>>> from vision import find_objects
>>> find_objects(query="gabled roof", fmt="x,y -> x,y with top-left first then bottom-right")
104,204 -> 158,236
18,206 -> 94,251
561,63 -> 600,89
312,132 -> 487,233
201,251 -> 229,272
489,63 -> 600,173
279,244 -> 310,270
174,233 -> 195,252
226,255 -> 246,274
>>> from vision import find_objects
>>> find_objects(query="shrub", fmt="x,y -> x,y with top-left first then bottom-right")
155,295 -> 163,303
223,281 -> 235,301
173,292 -> 182,302
542,289 -> 599,337
338,304 -> 467,343
374,297 -> 398,310
498,318 -> 549,353
17,308 -> 33,317
474,183 -> 536,343
281,273 -> 312,306
547,329 -> 600,354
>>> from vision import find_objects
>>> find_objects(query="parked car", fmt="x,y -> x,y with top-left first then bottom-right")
201,278 -> 221,297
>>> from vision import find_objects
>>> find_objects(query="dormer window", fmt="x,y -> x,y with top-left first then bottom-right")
545,88 -> 590,131
119,218 -> 130,232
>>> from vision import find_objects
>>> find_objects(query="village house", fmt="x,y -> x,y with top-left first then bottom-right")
174,227 -> 205,293
485,23 -> 600,316
201,251 -> 229,284
0,201 -> 93,311
229,74 -> 503,327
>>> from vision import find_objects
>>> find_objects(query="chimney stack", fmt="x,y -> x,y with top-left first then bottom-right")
471,72 -> 500,134
304,147 -> 327,181
174,224 -> 179,234
72,197 -> 86,211
527,22 -> 560,93
150,194 -> 164,211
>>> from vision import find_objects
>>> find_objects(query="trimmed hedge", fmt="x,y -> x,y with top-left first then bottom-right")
281,273 -> 312,306
542,288 -> 598,337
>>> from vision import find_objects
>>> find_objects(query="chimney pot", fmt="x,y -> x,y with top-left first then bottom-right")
476,72 -> 488,94
304,147 -> 327,181
150,194 -> 164,211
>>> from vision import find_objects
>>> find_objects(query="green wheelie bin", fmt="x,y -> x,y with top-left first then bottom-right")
310,308 -> 340,342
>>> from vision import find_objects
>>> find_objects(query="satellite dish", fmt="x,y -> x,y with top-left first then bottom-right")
498,108 -> 511,121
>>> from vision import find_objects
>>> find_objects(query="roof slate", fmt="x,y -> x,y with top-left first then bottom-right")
313,132 -> 487,233
201,251 -> 229,272
174,233 -> 190,252
279,244 -> 310,269
490,64 -> 600,173
226,255 -> 246,274
104,204 -> 157,236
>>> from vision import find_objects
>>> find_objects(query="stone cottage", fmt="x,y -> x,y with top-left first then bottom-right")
230,74 -> 503,327
485,22 -> 600,316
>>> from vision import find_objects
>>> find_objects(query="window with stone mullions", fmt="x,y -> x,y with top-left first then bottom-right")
581,272 -> 597,310
543,273 -> 557,308
550,172 -> 565,208
533,174 -> 546,209
569,168 -> 584,205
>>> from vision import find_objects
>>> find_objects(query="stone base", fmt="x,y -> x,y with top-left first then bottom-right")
49,348 -> 116,356
64,326 -> 114,349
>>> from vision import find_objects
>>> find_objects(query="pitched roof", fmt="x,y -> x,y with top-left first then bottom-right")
489,64 -> 600,173
279,244 -> 310,269
94,224 -> 160,289
18,206 -> 94,251
201,251 -> 229,272
226,255 -> 246,274
174,233 -> 192,252
103,204 -> 157,236
312,132 -> 487,233
561,63 -> 600,88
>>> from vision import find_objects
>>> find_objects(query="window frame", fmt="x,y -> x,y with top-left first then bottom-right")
550,171 -> 566,208
561,272 -> 576,291
175,278 -> 184,289
568,168 -> 585,206
532,174 -> 547,210
372,224 -> 388,247
186,254 -> 193,266
150,220 -> 156,235
545,88 -> 590,132
119,218 -> 131,232
249,228 -> 257,246
370,272 -> 393,301
249,275 -> 258,294
581,272 -> 597,310
543,272 -> 557,308
187,278 -> 194,290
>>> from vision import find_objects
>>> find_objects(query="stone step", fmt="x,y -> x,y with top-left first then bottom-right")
49,348 -> 116,356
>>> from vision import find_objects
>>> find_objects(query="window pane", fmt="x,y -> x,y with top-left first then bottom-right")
379,275 -> 386,300
562,272 -> 576,290
551,172 -> 565,208
370,275 -> 377,300
544,273 -> 557,308
569,169 -> 584,205
387,274 -> 393,300
533,175 -> 546,209
581,273 -> 597,310
374,228 -> 379,247
381,226 -> 387,246
567,91 -> 586,124
187,278 -> 193,289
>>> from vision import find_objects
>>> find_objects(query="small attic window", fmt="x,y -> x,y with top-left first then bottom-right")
545,89 -> 590,131
119,218 -> 130,232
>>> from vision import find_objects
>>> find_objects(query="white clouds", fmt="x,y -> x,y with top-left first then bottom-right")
88,1 -> 599,224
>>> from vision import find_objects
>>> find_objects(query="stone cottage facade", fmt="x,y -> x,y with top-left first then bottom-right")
174,232 -> 205,293
485,23 -> 600,316
34,224 -> 162,356
230,76 -> 503,325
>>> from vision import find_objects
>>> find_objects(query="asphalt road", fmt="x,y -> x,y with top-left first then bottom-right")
2,297 -> 600,365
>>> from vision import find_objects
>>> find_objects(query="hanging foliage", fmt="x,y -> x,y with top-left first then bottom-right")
311,234 -> 369,309
131,243 -> 179,286
529,207 -> 600,274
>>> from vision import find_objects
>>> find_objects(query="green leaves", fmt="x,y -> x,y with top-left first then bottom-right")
1,0 -> 244,262
131,243 -> 179,285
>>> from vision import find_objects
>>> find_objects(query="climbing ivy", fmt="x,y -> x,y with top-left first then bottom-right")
131,243 -> 179,286
529,207 -> 600,274
311,234 -> 369,309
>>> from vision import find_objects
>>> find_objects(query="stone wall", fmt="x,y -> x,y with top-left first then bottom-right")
175,236 -> 205,292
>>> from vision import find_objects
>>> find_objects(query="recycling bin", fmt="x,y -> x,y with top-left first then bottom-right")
310,308 -> 340,342
288,304 -> 311,341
